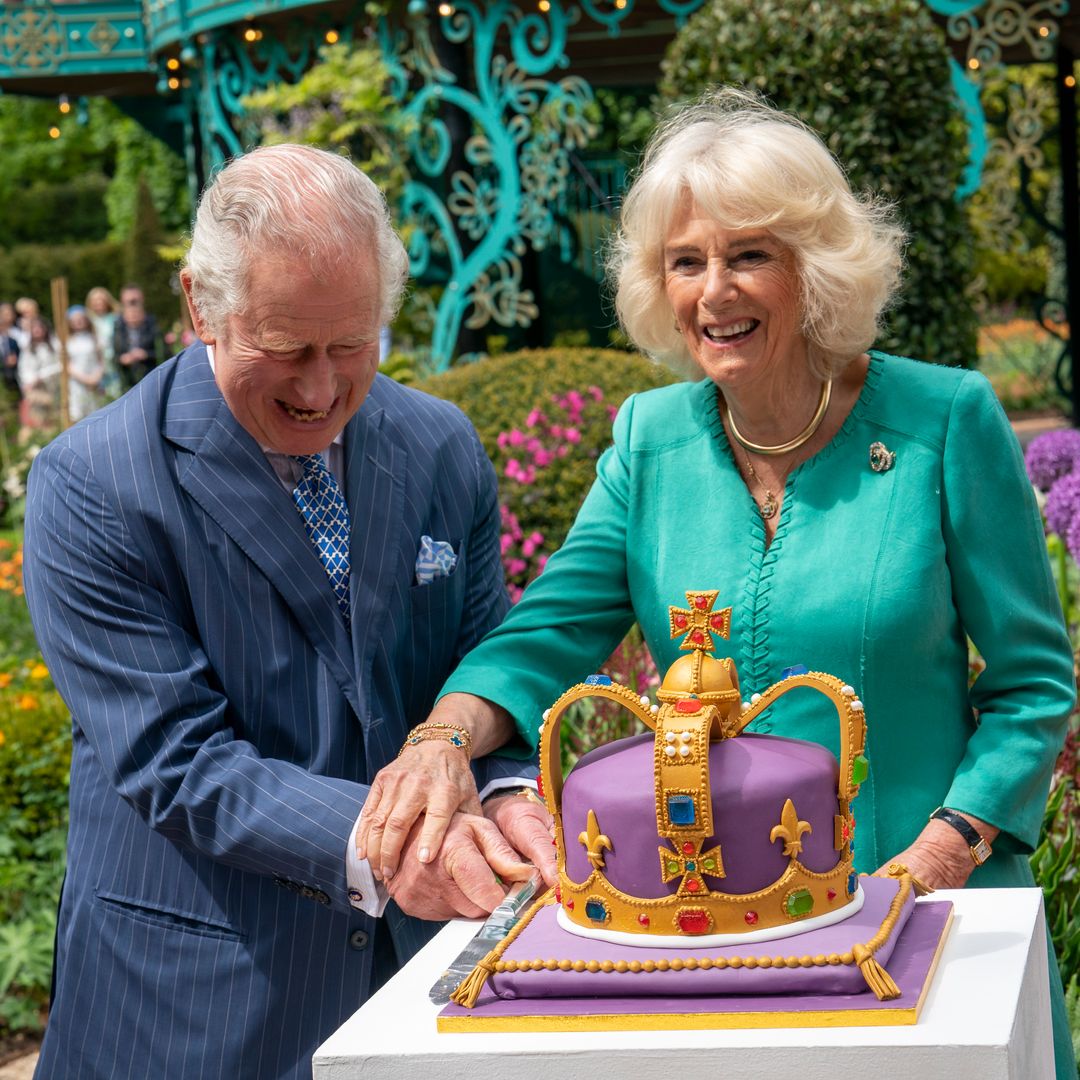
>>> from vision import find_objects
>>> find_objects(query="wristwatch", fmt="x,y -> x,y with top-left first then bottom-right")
930,807 -> 993,865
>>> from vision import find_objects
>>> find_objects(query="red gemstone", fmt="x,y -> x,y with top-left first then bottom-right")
695,596 -> 708,609
675,699 -> 699,714
744,910 -> 759,925
566,899 -> 574,910
555,885 -> 562,903
638,913 -> 650,927
690,630 -> 704,645
677,910 -> 711,934
710,614 -> 726,629
674,613 -> 687,628
685,878 -> 701,892
682,841 -> 695,855
827,889 -> 837,901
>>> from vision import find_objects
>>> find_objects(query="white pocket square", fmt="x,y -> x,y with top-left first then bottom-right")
415,535 -> 457,585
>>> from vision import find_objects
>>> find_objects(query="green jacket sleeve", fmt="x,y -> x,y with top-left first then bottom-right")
941,370 -> 1075,852
439,396 -> 640,750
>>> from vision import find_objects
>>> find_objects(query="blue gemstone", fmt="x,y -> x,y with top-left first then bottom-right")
847,872 -> 858,894
667,795 -> 696,826
585,674 -> 613,685
685,860 -> 696,871
781,664 -> 809,679
585,899 -> 608,923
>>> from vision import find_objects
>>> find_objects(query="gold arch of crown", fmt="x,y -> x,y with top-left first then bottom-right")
537,590 -> 867,940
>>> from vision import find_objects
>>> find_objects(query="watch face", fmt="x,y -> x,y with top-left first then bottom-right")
971,838 -> 992,865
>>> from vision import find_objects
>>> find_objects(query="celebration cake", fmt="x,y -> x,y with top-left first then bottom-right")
445,590 -> 949,1028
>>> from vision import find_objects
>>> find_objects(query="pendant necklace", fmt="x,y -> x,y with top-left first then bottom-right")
743,454 -> 785,521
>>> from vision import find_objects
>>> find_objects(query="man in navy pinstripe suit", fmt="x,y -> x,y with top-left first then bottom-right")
23,145 -> 554,1079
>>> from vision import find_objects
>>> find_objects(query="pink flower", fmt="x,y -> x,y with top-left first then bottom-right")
497,432 -> 510,450
533,449 -> 553,467
507,558 -> 527,575
500,534 -> 514,555
507,584 -> 523,603
508,429 -> 525,447
528,531 -> 544,546
536,555 -> 549,572
522,538 -> 537,556
607,405 -> 618,421
164,331 -> 177,345
526,409 -> 546,427
565,428 -> 581,444
589,385 -> 603,401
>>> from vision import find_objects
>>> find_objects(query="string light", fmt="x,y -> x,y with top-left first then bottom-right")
325,29 -> 340,43
614,0 -> 627,9
166,57 -> 180,71
58,95 -> 71,114
243,26 -> 263,42
437,2 -> 454,15
538,0 -> 550,10
1066,75 -> 1077,88
1038,24 -> 1050,37
49,126 -> 61,139
968,57 -> 980,71
167,76 -> 180,90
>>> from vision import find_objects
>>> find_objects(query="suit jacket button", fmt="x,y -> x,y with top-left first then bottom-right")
349,930 -> 370,951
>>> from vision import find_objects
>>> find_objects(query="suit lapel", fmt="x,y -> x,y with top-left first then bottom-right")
162,346 -> 361,715
344,385 -> 408,690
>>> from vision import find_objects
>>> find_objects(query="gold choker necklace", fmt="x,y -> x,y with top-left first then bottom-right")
723,378 -> 833,456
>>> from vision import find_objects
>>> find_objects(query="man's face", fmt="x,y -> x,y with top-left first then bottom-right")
188,258 -> 382,456
121,289 -> 145,317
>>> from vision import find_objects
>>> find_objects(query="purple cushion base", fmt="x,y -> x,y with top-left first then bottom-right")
490,875 -> 912,999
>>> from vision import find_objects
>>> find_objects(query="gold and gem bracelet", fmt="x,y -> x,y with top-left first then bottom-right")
399,721 -> 473,757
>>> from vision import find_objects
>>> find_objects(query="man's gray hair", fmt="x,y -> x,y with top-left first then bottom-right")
184,144 -> 409,333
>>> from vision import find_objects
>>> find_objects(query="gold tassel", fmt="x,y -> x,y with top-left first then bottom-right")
449,958 -> 497,1008
448,887 -> 555,1009
852,943 -> 901,1001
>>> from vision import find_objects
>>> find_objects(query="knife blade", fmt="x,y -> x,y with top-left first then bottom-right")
428,870 -> 543,1005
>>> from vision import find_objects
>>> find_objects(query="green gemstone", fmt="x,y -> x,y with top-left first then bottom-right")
851,754 -> 869,786
785,889 -> 814,917
703,858 -> 716,870
666,860 -> 680,875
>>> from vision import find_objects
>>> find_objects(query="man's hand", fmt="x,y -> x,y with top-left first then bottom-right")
482,793 -> 557,886
874,813 -> 999,891
357,741 -> 481,881
386,812 -> 534,920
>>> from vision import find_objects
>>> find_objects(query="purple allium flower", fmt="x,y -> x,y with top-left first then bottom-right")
1044,470 -> 1080,537
1024,428 -> 1080,492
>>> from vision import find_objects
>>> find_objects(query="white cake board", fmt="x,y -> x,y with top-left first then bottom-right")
312,887 -> 1054,1080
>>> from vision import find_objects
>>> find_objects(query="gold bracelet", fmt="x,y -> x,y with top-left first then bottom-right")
399,722 -> 473,757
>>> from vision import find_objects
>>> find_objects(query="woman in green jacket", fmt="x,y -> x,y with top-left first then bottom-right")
361,90 -> 1076,1075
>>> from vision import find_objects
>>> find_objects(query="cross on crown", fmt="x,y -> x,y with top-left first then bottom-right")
668,590 -> 732,653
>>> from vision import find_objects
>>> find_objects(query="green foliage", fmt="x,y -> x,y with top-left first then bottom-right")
1032,767 -> 1080,987
0,623 -> 71,1037
660,0 -> 979,366
243,41 -> 412,208
0,95 -> 188,249
124,177 -> 180,323
0,241 -> 124,314
1066,975 -> 1080,1074
0,174 -> 110,246
419,347 -> 676,575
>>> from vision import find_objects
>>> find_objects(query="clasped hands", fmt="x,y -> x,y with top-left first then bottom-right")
873,811 -> 998,891
356,715 -> 556,921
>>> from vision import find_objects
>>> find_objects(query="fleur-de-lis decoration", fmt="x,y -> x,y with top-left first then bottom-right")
770,798 -> 812,859
579,809 -> 613,870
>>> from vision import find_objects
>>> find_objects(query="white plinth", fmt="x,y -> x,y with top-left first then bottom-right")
313,888 -> 1054,1080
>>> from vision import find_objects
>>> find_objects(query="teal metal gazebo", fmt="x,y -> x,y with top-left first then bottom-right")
0,0 -> 1076,389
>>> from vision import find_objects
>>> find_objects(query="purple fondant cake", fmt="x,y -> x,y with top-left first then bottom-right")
450,591 -> 923,1012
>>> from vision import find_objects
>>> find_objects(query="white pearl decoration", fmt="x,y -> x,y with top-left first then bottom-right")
751,692 -> 761,704
664,745 -> 676,758
543,709 -> 551,720
639,695 -> 650,705
665,731 -> 676,743
851,699 -> 864,711
678,745 -> 691,758
650,704 -> 660,715
841,685 -> 855,696
680,731 -> 692,743
741,700 -> 751,712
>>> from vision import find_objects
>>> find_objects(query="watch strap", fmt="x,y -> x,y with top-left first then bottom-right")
930,806 -> 992,864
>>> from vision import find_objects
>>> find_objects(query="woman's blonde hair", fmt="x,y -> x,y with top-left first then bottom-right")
609,88 -> 905,379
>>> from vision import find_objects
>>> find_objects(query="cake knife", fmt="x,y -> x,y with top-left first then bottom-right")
428,870 -> 543,1005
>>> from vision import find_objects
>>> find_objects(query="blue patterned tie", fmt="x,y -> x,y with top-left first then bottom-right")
292,454 -> 352,625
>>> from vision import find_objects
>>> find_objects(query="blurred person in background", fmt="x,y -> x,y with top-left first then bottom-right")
66,305 -> 104,423
113,283 -> 162,391
0,302 -> 21,408
12,296 -> 39,350
85,286 -> 120,397
17,315 -> 60,436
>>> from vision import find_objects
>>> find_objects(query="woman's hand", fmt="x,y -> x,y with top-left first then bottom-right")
482,792 -> 558,886
875,812 -> 999,891
356,693 -> 517,881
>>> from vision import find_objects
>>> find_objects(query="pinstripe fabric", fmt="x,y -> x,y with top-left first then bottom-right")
23,344 -> 525,1080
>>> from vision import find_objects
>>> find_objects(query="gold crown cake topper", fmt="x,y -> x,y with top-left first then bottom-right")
535,590 -> 868,942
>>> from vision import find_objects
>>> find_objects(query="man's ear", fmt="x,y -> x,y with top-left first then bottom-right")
179,270 -> 217,346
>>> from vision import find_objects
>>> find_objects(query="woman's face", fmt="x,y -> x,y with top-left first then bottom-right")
663,205 -> 807,392
70,312 -> 90,333
87,291 -> 110,316
30,319 -> 48,343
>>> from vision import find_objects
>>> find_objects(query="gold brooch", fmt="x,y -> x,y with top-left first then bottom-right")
868,442 -> 895,473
